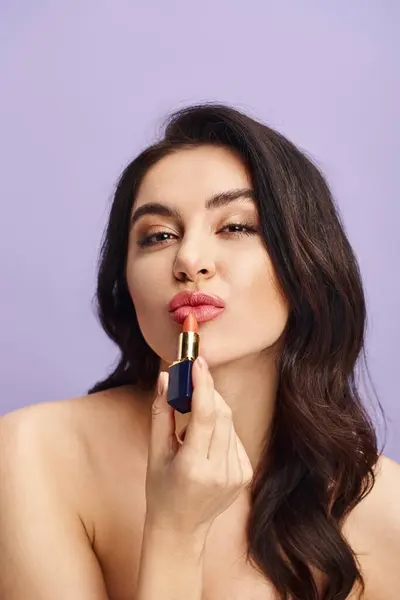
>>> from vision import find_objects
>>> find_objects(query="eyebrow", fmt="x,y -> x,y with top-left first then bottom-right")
130,188 -> 255,228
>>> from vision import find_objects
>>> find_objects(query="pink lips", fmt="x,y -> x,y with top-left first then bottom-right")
169,290 -> 225,325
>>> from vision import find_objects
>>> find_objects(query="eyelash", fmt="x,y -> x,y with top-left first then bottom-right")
136,222 -> 258,249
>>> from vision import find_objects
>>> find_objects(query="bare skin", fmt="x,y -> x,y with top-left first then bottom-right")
0,384 -> 399,600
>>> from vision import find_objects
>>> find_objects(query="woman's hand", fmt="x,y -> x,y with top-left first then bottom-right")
144,356 -> 254,537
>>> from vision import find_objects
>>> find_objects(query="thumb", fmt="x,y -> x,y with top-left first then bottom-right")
149,371 -> 178,466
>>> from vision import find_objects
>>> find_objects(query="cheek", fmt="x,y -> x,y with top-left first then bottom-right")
231,252 -> 289,330
126,256 -> 181,363
126,257 -> 167,316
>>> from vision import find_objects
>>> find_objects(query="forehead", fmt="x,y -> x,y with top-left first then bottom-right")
135,145 -> 251,208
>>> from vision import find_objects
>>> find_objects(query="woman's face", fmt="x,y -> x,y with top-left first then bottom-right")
126,145 -> 289,368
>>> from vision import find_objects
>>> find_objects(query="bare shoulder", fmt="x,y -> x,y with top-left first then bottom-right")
0,386 -> 151,534
0,395 -> 99,544
368,454 -> 400,510
0,394 -> 113,599
2,383 -> 150,457
0,396 -> 91,472
344,454 -> 400,599
0,387 -> 151,599
346,454 -> 400,532
0,384 -> 151,454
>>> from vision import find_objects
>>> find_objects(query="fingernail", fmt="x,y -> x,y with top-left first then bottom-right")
157,372 -> 166,395
177,425 -> 188,444
196,356 -> 208,371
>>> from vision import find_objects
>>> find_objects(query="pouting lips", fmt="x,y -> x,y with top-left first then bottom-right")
169,290 -> 225,313
170,305 -> 225,324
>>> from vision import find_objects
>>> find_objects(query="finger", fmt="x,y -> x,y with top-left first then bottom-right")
208,393 -> 233,465
148,371 -> 177,467
183,357 -> 216,457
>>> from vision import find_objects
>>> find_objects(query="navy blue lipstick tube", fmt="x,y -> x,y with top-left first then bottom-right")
167,323 -> 199,414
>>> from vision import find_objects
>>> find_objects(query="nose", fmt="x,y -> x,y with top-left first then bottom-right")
172,240 -> 217,283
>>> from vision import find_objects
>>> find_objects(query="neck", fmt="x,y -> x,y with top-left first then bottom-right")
161,350 -> 279,469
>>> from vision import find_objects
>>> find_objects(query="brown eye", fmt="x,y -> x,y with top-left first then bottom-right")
219,222 -> 258,236
136,231 -> 178,248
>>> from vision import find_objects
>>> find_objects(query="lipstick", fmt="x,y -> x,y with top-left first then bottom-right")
167,313 -> 199,414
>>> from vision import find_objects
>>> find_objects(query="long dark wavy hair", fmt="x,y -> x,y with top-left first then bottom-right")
89,103 -> 383,599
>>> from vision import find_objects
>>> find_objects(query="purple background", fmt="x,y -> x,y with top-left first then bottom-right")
0,1 -> 398,461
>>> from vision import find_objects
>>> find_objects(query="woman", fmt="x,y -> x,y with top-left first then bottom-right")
0,104 -> 399,600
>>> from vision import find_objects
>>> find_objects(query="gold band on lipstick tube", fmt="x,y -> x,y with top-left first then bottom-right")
177,331 -> 200,362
